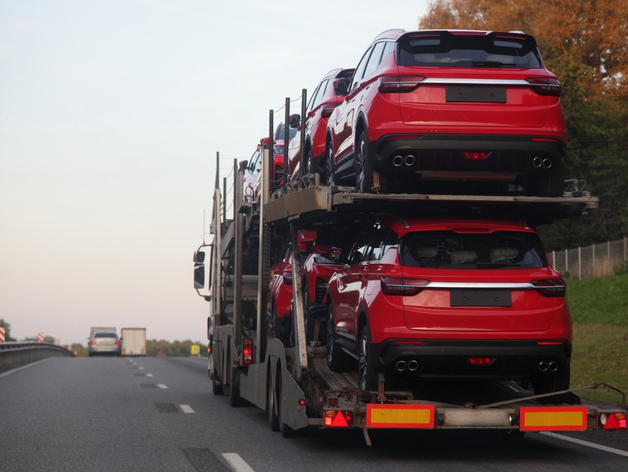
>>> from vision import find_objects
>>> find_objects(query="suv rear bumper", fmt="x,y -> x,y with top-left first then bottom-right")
371,134 -> 565,181
374,339 -> 571,380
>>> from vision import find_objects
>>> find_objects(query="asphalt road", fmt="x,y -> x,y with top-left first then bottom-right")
1,356 -> 626,471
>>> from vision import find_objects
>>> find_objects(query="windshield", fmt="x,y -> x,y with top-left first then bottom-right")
400,230 -> 547,269
398,32 -> 542,68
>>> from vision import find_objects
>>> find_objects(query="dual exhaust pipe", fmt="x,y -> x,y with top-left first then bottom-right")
395,359 -> 419,372
392,154 -> 416,168
538,360 -> 559,372
532,156 -> 553,169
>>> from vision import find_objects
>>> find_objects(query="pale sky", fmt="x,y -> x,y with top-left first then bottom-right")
0,0 -> 430,345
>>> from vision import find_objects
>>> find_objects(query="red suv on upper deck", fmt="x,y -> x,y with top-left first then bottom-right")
325,216 -> 571,403
288,68 -> 355,182
325,29 -> 567,196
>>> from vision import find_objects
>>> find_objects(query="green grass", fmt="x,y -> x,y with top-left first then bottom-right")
567,273 -> 628,405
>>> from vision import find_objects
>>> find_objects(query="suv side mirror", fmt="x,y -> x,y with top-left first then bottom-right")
333,78 -> 349,96
289,113 -> 301,128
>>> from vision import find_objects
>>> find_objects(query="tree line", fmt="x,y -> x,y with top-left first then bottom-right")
419,0 -> 628,250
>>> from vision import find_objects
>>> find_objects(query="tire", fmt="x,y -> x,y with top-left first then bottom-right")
531,364 -> 571,404
212,375 -> 224,396
358,324 -> 378,391
326,304 -> 353,372
355,131 -> 374,194
267,368 -> 279,432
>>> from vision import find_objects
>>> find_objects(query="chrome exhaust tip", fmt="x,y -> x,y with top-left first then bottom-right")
395,360 -> 407,372
404,155 -> 416,167
542,157 -> 553,169
548,361 -> 558,372
538,361 -> 549,372
532,156 -> 543,168
407,360 -> 419,372
392,155 -> 404,167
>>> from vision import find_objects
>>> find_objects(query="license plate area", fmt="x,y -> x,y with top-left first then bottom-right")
446,85 -> 506,103
450,289 -> 511,307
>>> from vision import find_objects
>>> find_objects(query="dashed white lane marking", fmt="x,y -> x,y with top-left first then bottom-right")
146,373 -> 153,377
157,384 -> 168,389
541,432 -> 628,458
139,367 -> 144,370
222,453 -> 255,472
179,404 -> 195,414
0,358 -> 51,379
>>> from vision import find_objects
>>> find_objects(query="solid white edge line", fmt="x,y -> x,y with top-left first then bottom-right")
178,404 -> 195,414
0,358 -> 52,379
541,432 -> 628,458
222,453 -> 255,472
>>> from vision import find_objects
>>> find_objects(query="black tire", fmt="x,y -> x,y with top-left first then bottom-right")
358,323 -> 378,391
212,375 -> 224,396
531,364 -> 571,404
326,304 -> 353,372
355,131 -> 374,194
229,366 -> 246,407
267,368 -> 279,432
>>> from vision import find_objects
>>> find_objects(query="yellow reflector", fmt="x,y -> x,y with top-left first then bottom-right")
366,404 -> 435,429
520,407 -> 588,431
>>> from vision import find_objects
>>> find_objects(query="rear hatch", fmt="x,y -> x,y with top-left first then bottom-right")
398,228 -> 562,333
394,31 -> 555,129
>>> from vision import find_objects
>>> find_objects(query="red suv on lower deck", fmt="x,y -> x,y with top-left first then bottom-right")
326,29 -> 567,196
325,216 -> 571,402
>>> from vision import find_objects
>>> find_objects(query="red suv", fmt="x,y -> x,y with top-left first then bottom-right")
325,30 -> 566,196
288,68 -> 355,182
325,216 -> 571,403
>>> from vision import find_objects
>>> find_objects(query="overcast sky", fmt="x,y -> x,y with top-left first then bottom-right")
0,0 -> 430,345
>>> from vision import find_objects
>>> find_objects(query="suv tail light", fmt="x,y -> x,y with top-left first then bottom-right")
379,75 -> 426,93
115,339 -> 120,345
381,277 -> 430,296
90,339 -> 96,345
531,278 -> 566,297
321,105 -> 338,118
526,78 -> 561,96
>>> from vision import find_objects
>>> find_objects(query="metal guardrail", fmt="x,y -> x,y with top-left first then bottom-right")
0,342 -> 75,374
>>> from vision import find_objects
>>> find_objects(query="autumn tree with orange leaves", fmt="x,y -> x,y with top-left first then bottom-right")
419,0 -> 628,249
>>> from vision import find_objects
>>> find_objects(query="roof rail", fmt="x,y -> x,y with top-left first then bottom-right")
373,28 -> 405,41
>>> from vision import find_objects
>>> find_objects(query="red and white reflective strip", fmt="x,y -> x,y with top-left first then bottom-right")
0,327 -> 5,342
38,332 -> 44,342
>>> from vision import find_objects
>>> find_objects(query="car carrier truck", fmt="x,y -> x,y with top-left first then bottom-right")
193,113 -> 626,444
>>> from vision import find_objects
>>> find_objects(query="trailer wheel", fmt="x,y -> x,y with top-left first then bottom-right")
355,131 -> 373,194
531,364 -> 571,404
326,304 -> 353,372
229,366 -> 247,407
358,324 -> 378,391
267,368 -> 279,432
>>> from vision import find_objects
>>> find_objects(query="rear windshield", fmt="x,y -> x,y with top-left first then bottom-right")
94,332 -> 118,338
397,32 -> 542,69
400,230 -> 547,269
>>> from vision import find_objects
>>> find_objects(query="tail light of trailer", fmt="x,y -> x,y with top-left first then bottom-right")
531,278 -> 566,297
243,338 -> 253,366
599,412 -> 627,430
324,410 -> 354,428
379,75 -> 426,93
381,277 -> 430,296
526,77 -> 561,96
